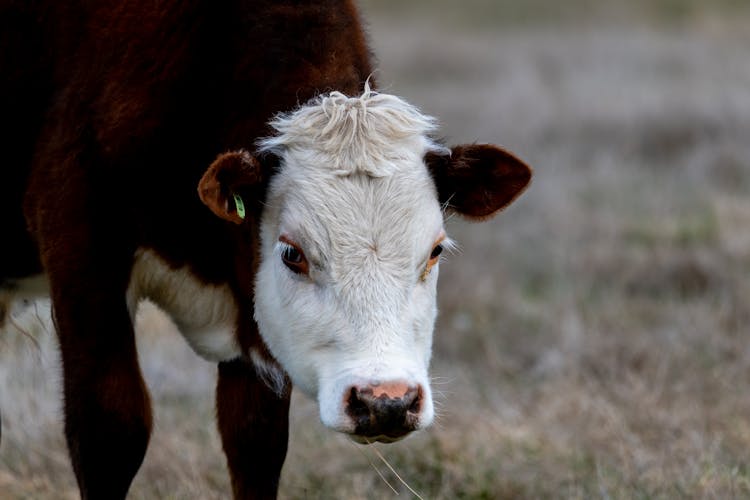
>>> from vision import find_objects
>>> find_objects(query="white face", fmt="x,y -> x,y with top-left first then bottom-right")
253,89 -> 449,441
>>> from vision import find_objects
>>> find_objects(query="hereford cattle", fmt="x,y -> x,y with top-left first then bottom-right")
0,0 -> 532,498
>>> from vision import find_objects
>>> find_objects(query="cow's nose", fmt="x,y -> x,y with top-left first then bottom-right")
345,381 -> 422,440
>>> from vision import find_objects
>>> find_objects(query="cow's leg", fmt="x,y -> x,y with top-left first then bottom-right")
40,220 -> 151,499
216,358 -> 291,500
53,285 -> 152,499
27,92 -> 152,498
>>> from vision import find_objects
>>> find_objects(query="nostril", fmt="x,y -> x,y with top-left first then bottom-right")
397,385 -> 417,409
346,386 -> 372,422
406,386 -> 422,414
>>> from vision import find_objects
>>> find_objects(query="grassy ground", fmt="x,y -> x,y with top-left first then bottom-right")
2,1 -> 750,498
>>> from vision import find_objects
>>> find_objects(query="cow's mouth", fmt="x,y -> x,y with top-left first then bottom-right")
348,432 -> 410,444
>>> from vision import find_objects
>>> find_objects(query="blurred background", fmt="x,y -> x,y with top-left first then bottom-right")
2,0 -> 749,498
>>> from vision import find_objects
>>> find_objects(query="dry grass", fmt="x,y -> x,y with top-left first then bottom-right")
2,1 -> 750,498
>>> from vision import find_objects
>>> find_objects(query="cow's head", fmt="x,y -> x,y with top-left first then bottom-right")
199,87 -> 531,443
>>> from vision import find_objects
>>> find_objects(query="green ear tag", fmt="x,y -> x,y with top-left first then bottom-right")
232,193 -> 246,220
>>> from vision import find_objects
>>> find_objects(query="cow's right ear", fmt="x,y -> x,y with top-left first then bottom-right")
198,150 -> 266,224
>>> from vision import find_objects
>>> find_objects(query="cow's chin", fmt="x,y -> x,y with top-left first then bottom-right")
347,433 -> 410,444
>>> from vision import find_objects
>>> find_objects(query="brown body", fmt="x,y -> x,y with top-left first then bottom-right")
1,1 -> 373,498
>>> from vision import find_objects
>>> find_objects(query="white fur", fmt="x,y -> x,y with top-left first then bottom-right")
2,253 -> 242,363
128,248 -> 241,362
254,87 -> 447,434
250,348 -> 288,396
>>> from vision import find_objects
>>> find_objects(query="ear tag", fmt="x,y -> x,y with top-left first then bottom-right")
232,193 -> 246,220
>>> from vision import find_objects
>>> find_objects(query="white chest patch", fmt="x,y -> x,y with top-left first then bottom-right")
127,248 -> 241,362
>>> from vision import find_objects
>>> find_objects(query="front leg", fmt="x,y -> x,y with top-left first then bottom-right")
48,252 -> 152,499
216,357 -> 291,500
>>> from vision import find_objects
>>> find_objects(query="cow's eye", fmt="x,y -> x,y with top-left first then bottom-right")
279,237 -> 309,275
421,238 -> 446,281
429,244 -> 443,261
425,243 -> 443,272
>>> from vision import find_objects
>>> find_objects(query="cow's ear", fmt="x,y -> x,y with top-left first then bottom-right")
426,144 -> 532,220
198,150 -> 266,224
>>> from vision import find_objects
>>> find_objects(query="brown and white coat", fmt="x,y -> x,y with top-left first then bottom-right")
0,1 -> 531,498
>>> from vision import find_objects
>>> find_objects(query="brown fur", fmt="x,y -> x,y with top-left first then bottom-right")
426,144 -> 533,220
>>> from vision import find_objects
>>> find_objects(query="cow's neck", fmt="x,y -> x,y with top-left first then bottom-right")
127,248 -> 242,362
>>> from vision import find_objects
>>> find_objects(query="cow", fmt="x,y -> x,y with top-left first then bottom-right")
0,0 -> 532,498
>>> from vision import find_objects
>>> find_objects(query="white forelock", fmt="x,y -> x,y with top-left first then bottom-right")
257,83 -> 448,177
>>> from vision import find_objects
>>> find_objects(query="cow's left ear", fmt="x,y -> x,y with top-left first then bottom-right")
426,144 -> 532,220
198,150 -> 267,224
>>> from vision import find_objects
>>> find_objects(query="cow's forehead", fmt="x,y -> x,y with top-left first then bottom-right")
260,87 -> 447,263
257,85 -> 449,177
277,170 -> 443,264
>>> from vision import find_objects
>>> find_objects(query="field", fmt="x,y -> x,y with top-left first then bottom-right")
2,1 -> 750,498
